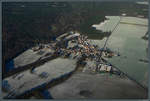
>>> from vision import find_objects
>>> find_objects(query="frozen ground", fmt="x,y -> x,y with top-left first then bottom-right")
49,72 -> 147,99
3,58 -> 76,98
14,48 -> 54,68
90,16 -> 148,87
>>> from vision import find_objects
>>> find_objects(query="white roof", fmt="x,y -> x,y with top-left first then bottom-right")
100,65 -> 111,72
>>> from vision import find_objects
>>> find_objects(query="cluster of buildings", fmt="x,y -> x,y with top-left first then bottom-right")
30,31 -> 121,74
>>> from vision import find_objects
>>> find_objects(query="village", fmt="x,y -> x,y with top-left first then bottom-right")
2,1 -> 148,99
31,31 -> 121,75
2,30 -> 148,99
